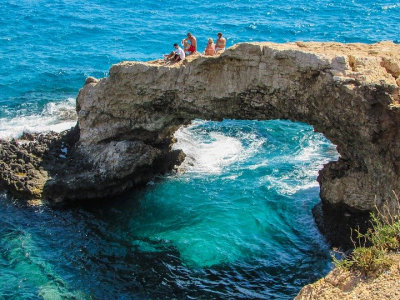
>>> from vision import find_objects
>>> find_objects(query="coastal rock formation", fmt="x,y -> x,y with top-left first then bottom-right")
1,41 -> 398,298
0,134 -> 51,202
2,42 -> 400,228
76,41 -> 400,213
0,128 -> 184,203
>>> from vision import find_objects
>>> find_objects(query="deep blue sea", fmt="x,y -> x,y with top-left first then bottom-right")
0,0 -> 399,299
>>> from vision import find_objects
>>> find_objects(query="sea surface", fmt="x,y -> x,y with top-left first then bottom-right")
0,0 -> 399,299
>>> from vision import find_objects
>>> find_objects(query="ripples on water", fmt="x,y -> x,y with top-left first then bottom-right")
1,0 -> 399,132
0,0 -> 399,298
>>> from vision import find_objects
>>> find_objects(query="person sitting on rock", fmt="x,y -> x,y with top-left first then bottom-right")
215,32 -> 226,53
182,32 -> 197,55
163,43 -> 186,64
172,43 -> 185,63
203,38 -> 216,56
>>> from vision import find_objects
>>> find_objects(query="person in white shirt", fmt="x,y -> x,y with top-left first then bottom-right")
173,43 -> 185,62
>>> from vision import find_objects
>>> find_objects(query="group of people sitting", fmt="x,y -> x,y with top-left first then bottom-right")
163,32 -> 226,64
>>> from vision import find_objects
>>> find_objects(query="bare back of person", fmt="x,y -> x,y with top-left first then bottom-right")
215,32 -> 226,52
189,36 -> 196,49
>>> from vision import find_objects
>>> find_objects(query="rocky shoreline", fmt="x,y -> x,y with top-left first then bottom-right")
0,128 -> 79,203
1,126 -> 398,298
0,126 -> 373,247
1,41 -> 400,242
0,127 -> 185,204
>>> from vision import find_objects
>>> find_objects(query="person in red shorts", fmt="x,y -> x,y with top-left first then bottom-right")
181,32 -> 197,55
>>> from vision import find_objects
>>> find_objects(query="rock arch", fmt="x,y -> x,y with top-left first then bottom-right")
0,40 -> 397,244
74,41 -> 400,219
2,41 -> 399,242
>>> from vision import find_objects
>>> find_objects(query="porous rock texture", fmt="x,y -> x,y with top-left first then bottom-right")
0,129 -> 78,203
0,127 -> 184,203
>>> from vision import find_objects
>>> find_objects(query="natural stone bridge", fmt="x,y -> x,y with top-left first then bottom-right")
76,41 -> 400,214
1,41 -> 399,243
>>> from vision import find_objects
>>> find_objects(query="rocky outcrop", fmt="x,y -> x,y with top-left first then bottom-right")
2,42 -> 400,224
0,127 -> 184,203
1,41 -> 398,298
0,134 -> 51,202
0,129 -> 80,203
296,253 -> 400,300
76,41 -> 400,210
43,138 -> 184,202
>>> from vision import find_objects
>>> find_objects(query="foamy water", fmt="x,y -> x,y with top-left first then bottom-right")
142,120 -> 339,270
0,98 -> 77,139
173,120 -> 265,175
174,120 -> 337,197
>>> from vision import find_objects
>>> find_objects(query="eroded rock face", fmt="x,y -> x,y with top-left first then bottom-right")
76,41 -> 400,215
0,127 -> 184,203
2,41 -> 398,297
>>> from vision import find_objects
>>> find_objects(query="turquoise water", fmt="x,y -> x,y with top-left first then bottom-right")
0,0 -> 399,299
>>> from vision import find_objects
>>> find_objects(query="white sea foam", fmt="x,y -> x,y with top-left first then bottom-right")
173,128 -> 243,174
382,4 -> 400,10
0,98 -> 77,140
173,120 -> 264,175
173,120 -> 338,196
263,172 -> 320,196
293,136 -> 337,164
264,137 -> 338,195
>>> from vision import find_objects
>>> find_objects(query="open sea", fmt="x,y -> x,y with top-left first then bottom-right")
0,0 -> 399,299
